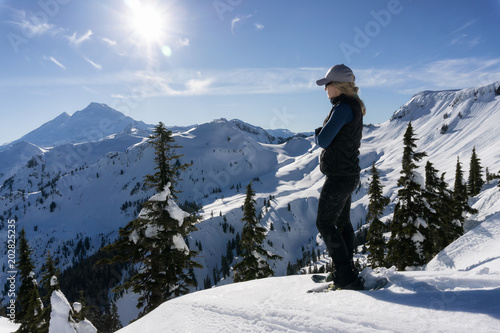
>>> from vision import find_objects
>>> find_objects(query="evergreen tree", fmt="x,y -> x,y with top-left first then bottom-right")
144,122 -> 188,198
423,161 -> 459,259
454,157 -> 468,207
366,162 -> 390,268
72,291 -> 89,323
468,147 -> 484,196
16,228 -> 44,332
387,122 -> 428,270
233,183 -> 282,282
452,156 -> 477,231
39,251 -> 61,333
101,122 -> 201,317
99,303 -> 122,332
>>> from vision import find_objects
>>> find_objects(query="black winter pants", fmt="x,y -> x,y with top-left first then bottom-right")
316,175 -> 359,269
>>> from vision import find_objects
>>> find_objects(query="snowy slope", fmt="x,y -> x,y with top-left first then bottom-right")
0,141 -> 44,178
116,211 -> 500,333
361,83 -> 500,199
426,183 -> 500,272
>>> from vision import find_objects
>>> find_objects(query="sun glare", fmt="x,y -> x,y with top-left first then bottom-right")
126,0 -> 167,44
132,6 -> 163,42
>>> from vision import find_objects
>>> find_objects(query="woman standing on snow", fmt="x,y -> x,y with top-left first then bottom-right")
314,64 -> 366,290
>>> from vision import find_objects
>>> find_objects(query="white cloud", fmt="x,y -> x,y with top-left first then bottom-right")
67,30 -> 93,46
84,56 -> 102,70
356,58 -> 500,92
231,17 -> 241,35
450,19 -> 478,35
176,37 -> 190,47
185,78 -> 214,94
231,14 -> 252,35
254,23 -> 264,30
2,58 -> 499,98
448,34 -> 482,49
101,37 -> 117,46
47,56 -> 66,70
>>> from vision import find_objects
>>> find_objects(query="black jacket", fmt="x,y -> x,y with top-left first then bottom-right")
319,94 -> 363,176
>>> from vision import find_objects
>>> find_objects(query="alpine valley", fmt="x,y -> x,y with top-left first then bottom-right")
1,81 -> 500,331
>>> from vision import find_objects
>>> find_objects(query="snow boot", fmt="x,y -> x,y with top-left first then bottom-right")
333,263 -> 364,290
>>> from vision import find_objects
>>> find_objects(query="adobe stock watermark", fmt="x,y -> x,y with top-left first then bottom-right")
6,219 -> 17,321
213,0 -> 244,21
340,0 -> 408,63
110,67 -> 166,118
7,0 -> 72,54
269,106 -> 296,131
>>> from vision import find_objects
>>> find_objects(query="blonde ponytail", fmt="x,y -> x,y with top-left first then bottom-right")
331,81 -> 366,116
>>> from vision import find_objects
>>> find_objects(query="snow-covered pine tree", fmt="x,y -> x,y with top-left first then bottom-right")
72,291 -> 89,323
468,147 -> 484,196
387,122 -> 428,271
233,182 -> 281,282
39,251 -> 61,333
47,289 -> 97,332
366,162 -> 390,268
16,227 -> 44,333
101,122 -> 201,317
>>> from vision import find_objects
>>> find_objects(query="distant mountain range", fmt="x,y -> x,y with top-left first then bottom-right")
2,103 -> 151,149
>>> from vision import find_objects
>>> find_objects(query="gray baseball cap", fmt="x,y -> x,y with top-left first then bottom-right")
316,64 -> 355,86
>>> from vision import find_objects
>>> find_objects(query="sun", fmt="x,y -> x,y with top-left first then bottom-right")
132,5 -> 164,42
125,0 -> 167,44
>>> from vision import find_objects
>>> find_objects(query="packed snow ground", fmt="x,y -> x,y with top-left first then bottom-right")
114,209 -> 500,333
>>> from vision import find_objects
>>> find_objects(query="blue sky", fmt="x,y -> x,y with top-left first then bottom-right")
1,0 -> 500,145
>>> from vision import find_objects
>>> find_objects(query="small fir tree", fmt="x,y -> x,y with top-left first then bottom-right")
452,157 -> 477,229
454,157 -> 468,206
16,228 -> 44,332
101,122 -> 201,317
39,251 -> 61,333
423,161 -> 457,259
100,303 -> 122,332
468,147 -> 484,196
233,183 -> 282,282
144,122 -> 188,197
387,122 -> 428,270
366,162 -> 390,268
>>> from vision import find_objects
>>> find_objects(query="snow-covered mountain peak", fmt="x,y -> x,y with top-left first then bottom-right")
3,102 -> 149,148
73,102 -> 126,119
391,81 -> 500,121
230,119 -> 278,144
0,140 -> 44,178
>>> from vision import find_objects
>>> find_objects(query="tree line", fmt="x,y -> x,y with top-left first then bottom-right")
365,122 -> 495,270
